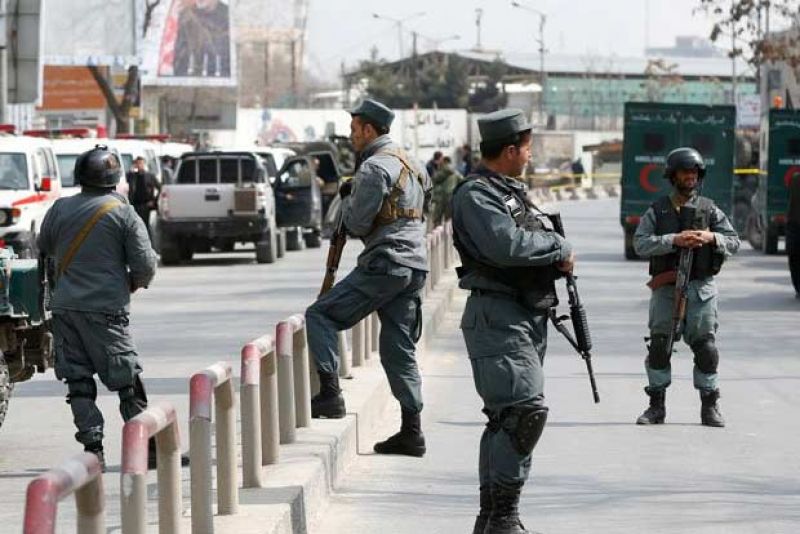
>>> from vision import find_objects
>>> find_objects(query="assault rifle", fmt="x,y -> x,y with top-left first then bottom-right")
319,210 -> 347,296
546,212 -> 600,404
646,206 -> 697,357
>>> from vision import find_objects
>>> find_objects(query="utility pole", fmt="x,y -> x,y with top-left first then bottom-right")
475,8 -> 483,51
511,1 -> 547,126
372,11 -> 426,59
731,0 -> 737,105
0,0 -> 7,124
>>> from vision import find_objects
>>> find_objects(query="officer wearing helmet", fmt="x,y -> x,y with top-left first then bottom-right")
37,145 -> 158,470
633,147 -> 740,427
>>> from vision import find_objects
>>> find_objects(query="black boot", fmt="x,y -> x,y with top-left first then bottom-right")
311,371 -> 346,419
485,484 -> 540,534
472,485 -> 491,534
84,441 -> 106,473
636,387 -> 666,425
373,408 -> 426,457
147,437 -> 190,470
700,389 -> 725,427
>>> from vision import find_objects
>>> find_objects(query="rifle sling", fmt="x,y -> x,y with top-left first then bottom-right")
58,200 -> 123,277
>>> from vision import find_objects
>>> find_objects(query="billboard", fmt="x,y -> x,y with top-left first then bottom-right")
42,0 -> 136,67
139,0 -> 236,87
38,66 -> 106,110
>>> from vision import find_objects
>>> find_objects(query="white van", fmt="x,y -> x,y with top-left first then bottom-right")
107,139 -> 163,183
51,138 -> 129,197
0,136 -> 62,257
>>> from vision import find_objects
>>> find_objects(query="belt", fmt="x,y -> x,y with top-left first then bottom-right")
470,288 -> 519,300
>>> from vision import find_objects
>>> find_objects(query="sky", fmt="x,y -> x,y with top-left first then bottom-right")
304,0 -> 727,82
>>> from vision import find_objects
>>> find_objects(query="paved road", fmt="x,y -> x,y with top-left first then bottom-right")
313,198 -> 800,534
0,240 -> 361,532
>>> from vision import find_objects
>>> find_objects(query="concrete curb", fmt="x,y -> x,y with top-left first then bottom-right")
198,272 -> 460,534
529,184 -> 620,205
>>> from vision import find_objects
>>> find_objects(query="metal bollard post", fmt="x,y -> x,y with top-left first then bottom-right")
352,319 -> 365,367
189,362 -> 237,534
276,319 -> 298,444
121,402 -> 182,534
370,311 -> 380,357
240,334 -> 277,489
363,313 -> 372,360
24,453 -> 105,534
338,330 -> 352,378
292,318 -> 312,428
260,346 -> 280,465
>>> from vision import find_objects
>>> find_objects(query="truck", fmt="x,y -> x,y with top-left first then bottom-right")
0,248 -> 53,430
620,102 -> 736,259
157,151 -> 280,265
745,108 -> 800,254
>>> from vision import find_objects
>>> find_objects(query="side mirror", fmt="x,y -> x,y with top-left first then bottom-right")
39,176 -> 52,192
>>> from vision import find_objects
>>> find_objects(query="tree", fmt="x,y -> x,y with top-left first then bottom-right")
698,0 -> 800,67
467,58 -> 508,113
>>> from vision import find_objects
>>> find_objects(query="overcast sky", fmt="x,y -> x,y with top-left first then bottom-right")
304,0 -> 728,82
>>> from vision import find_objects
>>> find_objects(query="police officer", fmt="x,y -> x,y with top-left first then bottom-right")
634,147 -> 740,427
38,146 -> 163,469
306,99 -> 431,457
451,109 -> 574,534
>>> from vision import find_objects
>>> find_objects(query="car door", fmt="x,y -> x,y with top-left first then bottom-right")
274,156 -> 321,228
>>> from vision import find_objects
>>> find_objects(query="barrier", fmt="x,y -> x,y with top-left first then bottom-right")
240,334 -> 278,488
352,319 -> 366,367
121,402 -> 182,534
277,315 -> 308,444
338,330 -> 352,379
189,362 -> 237,534
370,311 -> 380,357
290,314 -> 312,428
363,313 -> 372,359
23,453 -> 105,534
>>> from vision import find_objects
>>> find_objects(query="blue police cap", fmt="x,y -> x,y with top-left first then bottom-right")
478,109 -> 533,144
350,98 -> 395,130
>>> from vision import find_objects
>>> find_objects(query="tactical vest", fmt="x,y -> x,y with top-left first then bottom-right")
649,195 -> 723,279
372,149 -> 425,227
453,170 -> 561,308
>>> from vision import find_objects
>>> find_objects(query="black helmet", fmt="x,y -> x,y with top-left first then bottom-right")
74,145 -> 122,188
664,147 -> 706,180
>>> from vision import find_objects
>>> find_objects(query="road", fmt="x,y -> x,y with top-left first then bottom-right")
312,198 -> 800,534
0,240 -> 362,532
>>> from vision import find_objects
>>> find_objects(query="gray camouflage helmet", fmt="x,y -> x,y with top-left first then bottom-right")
75,145 -> 122,188
664,147 -> 706,180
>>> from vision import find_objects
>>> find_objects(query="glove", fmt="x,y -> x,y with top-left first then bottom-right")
339,180 -> 353,199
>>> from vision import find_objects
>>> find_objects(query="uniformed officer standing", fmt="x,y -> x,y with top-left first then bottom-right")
634,147 -> 740,427
451,109 -> 575,534
306,99 -> 431,457
38,146 -> 160,469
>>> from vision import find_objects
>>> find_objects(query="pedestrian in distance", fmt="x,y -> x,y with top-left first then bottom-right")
431,155 -> 464,226
127,156 -> 161,241
451,109 -> 575,534
37,146 -> 187,471
305,99 -> 432,457
426,150 -> 444,178
633,147 -> 740,427
786,169 -> 800,298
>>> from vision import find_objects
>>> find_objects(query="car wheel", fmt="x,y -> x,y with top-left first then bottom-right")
276,228 -> 287,258
256,225 -> 277,264
304,230 -> 322,248
286,227 -> 305,251
0,352 -> 11,430
624,227 -> 638,260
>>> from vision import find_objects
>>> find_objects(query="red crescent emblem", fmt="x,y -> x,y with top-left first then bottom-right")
639,163 -> 661,193
783,166 -> 800,187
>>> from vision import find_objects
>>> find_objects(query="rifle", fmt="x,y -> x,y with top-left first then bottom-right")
662,205 -> 697,357
546,212 -> 600,404
319,210 -> 348,296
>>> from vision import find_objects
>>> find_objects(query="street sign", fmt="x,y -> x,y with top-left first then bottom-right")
737,93 -> 761,128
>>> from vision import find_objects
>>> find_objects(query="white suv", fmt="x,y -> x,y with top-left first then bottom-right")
0,136 -> 62,257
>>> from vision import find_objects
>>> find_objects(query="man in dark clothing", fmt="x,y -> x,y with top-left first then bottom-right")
426,151 -> 443,178
173,0 -> 231,77
127,157 -> 161,240
787,172 -> 800,298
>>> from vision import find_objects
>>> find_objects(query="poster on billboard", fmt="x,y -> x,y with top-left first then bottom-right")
139,0 -> 236,87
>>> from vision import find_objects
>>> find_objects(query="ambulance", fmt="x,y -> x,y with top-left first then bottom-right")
51,138 -> 129,197
0,135 -> 62,257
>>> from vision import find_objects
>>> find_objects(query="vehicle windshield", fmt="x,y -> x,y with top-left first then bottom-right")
0,153 -> 29,190
56,154 -> 79,187
121,153 -> 134,170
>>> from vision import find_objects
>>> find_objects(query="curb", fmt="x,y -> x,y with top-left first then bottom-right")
199,272 -> 460,534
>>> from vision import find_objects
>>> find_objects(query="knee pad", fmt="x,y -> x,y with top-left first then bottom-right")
66,379 -> 97,404
499,405 -> 549,456
647,334 -> 671,370
691,336 -> 719,374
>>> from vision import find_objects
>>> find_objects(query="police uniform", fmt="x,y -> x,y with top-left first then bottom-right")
633,147 -> 740,427
451,109 -> 572,534
37,147 -> 157,467
305,99 -> 431,456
